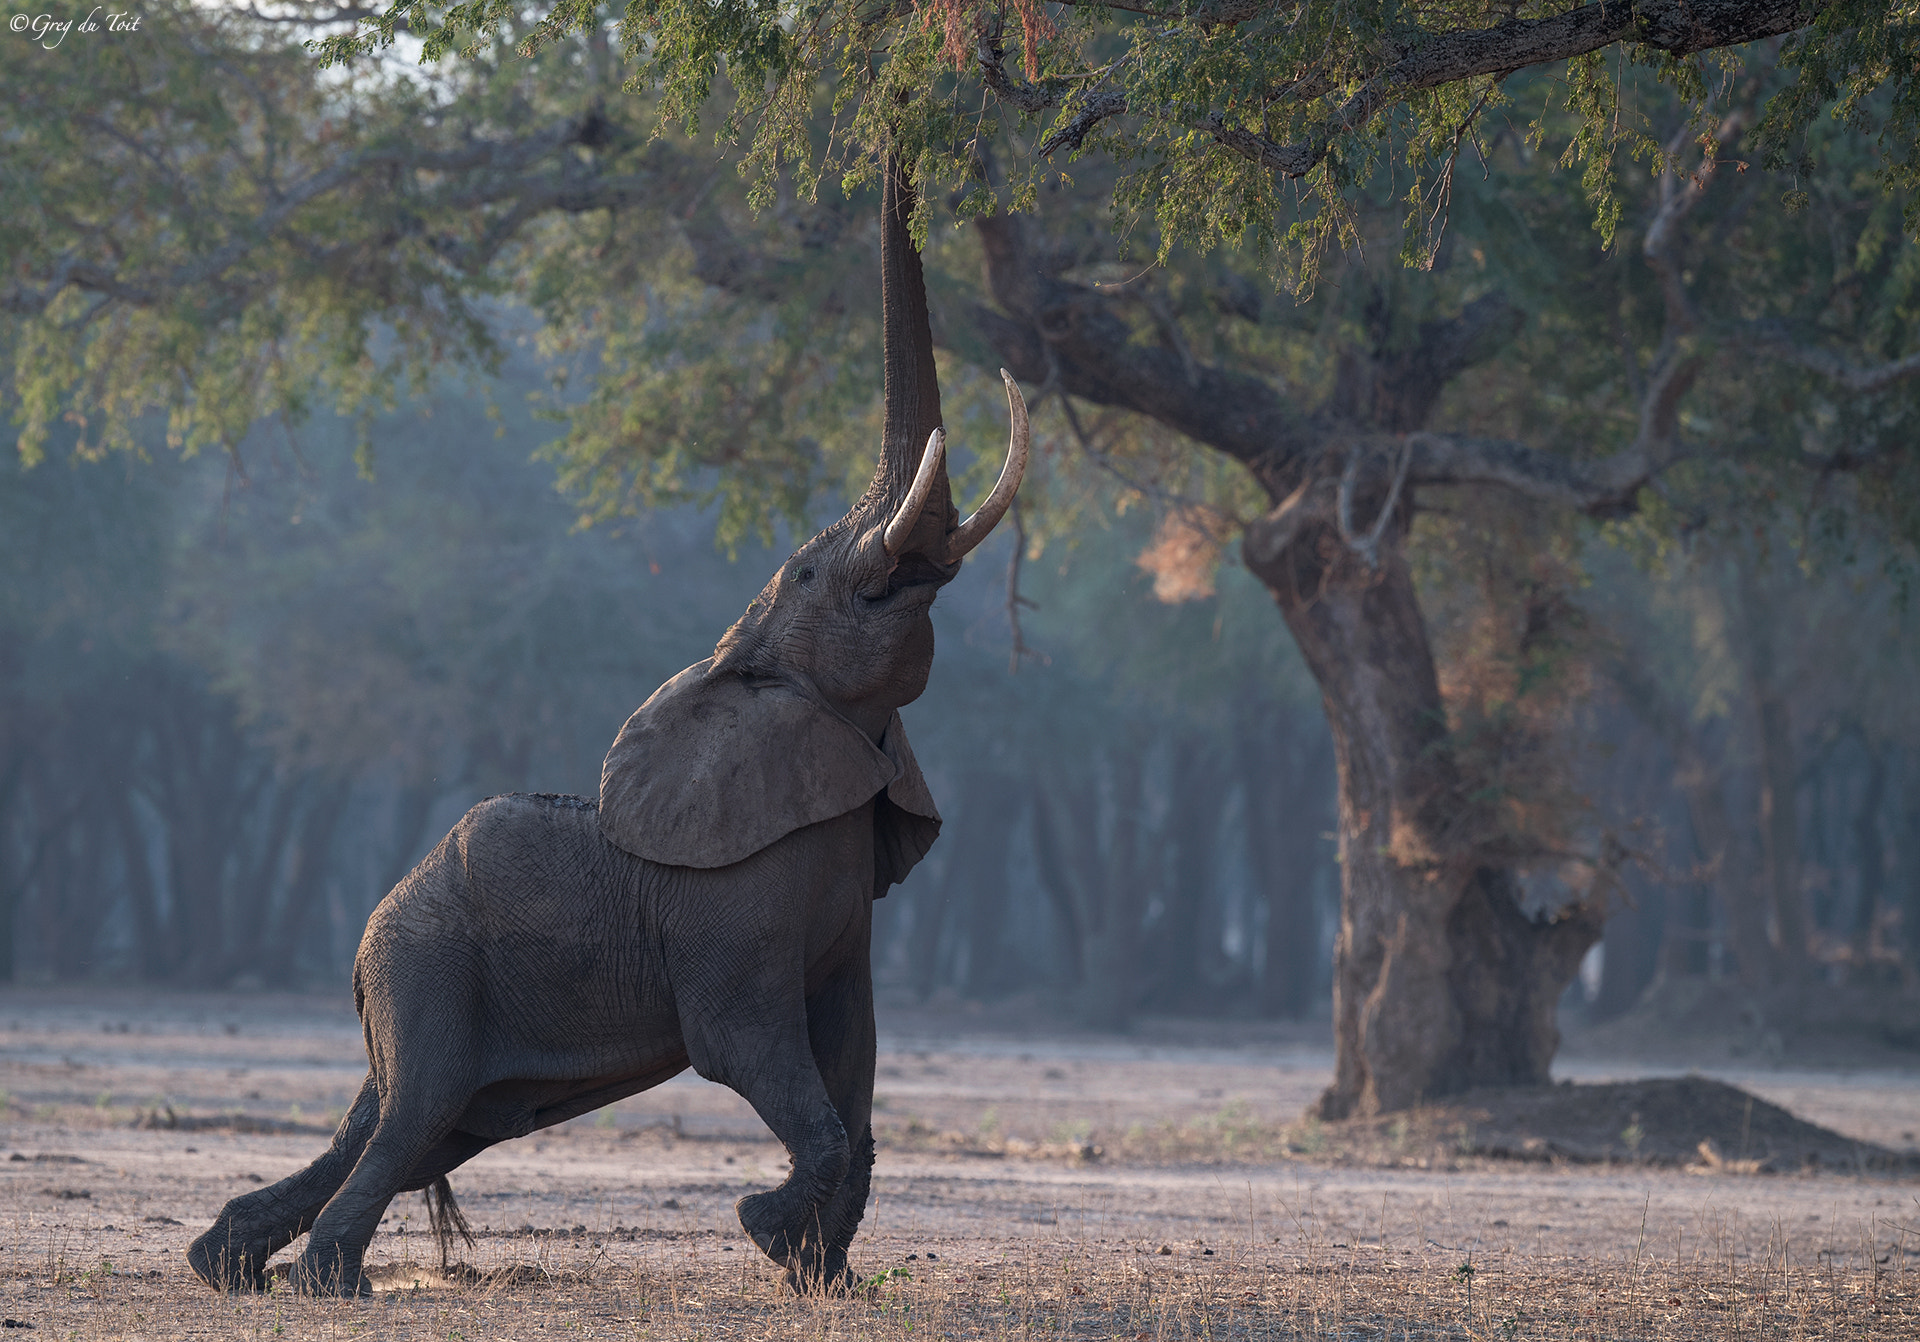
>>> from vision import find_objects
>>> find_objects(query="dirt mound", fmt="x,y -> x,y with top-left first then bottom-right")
1352,1076 -> 1909,1172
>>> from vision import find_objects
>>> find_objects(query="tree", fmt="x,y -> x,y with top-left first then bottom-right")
11,4 -> 1919,1110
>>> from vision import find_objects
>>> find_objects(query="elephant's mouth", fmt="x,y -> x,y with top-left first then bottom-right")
880,551 -> 955,598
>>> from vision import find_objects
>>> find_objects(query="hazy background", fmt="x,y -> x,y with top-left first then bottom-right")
5,342 -> 1916,1043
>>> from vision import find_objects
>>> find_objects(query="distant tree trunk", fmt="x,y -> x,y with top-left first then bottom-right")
108,785 -> 169,981
1081,746 -> 1149,1030
0,744 -> 26,983
258,778 -> 352,984
955,773 -> 1021,999
224,774 -> 304,981
1656,873 -> 1714,980
376,782 -> 441,898
1245,711 -> 1332,1018
1850,740 -> 1887,970
1144,738 -> 1230,1012
1737,568 -> 1811,980
1591,874 -> 1662,1019
1028,798 -> 1084,988
1033,741 -> 1153,1030
903,870 -> 950,998
1611,664 -> 1776,988
1755,690 -> 1809,970
1902,753 -> 1920,981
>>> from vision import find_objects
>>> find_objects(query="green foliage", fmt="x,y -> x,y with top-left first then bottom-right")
1443,67 -> 1920,555
522,173 -> 880,552
0,0 -> 507,467
314,0 -> 1918,285
1758,0 -> 1920,236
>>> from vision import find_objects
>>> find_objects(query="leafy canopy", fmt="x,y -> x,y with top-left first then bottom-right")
317,0 -> 1920,279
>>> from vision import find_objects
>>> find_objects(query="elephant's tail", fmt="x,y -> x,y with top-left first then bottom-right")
423,1176 -> 474,1274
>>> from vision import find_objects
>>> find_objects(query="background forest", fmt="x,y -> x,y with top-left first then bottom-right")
3,0 -> 1919,1060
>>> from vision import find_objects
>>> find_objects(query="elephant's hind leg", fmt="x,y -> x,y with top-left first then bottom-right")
288,1036 -> 476,1305
290,1084 -> 473,1297
188,1075 -> 379,1292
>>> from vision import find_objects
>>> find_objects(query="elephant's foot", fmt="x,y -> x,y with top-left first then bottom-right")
187,1220 -> 272,1293
738,1189 -> 843,1290
290,1243 -> 373,1297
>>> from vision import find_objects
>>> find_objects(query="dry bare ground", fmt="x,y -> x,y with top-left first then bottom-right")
2,989 -> 1917,1340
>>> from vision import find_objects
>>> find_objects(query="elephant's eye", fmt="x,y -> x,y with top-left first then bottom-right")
794,565 -> 816,585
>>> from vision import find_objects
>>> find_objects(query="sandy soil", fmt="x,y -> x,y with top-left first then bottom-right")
2,988 -> 1917,1339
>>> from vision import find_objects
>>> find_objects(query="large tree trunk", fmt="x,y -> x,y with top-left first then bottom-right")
1245,515 -> 1603,1118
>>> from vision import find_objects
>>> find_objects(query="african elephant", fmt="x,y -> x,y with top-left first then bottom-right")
186,157 -> 1027,1298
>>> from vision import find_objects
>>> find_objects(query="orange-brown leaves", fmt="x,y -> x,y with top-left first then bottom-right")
918,0 -> 1055,79
1134,508 -> 1232,604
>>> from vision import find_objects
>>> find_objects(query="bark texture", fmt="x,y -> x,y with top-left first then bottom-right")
1247,513 -> 1603,1113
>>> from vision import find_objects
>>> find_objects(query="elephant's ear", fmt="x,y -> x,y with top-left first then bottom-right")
873,712 -> 940,897
599,661 -> 921,871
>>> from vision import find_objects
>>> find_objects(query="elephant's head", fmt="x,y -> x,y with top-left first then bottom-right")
707,372 -> 1027,728
598,157 -> 1027,881
707,158 -> 1027,728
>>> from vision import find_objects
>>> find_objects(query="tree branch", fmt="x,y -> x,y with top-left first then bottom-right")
1402,432 -> 1659,515
1743,325 -> 1920,393
970,207 -> 1315,493
965,204 -> 1664,523
988,0 -> 1824,178
2,109 -> 635,318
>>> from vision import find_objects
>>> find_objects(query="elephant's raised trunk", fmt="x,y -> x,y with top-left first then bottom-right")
860,155 -> 954,560
867,156 -> 1029,564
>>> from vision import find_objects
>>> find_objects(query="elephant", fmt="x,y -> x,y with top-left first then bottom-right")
186,156 -> 1028,1298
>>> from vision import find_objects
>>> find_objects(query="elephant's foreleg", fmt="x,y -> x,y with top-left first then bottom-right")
680,990 -> 849,1287
727,1054 -> 849,1286
188,1074 -> 379,1292
799,939 -> 877,1292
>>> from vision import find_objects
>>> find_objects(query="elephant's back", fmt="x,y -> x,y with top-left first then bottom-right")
362,792 -> 643,962
441,791 -> 604,879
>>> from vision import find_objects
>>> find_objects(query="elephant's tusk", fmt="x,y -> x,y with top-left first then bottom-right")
945,370 -> 1029,562
883,427 -> 947,557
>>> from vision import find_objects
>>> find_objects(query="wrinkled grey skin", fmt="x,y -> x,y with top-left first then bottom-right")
186,509 -> 954,1298
187,157 -> 992,1300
